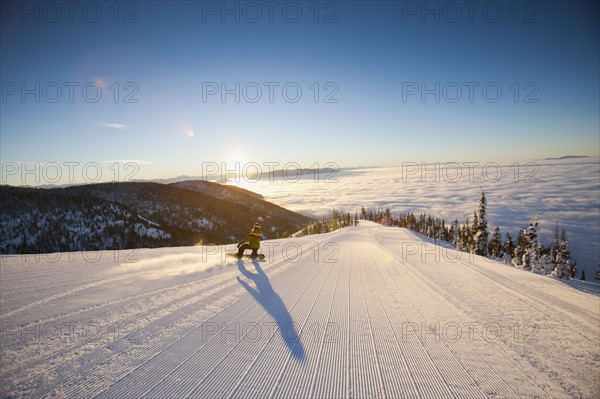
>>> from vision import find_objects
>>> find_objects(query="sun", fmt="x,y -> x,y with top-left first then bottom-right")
227,151 -> 247,166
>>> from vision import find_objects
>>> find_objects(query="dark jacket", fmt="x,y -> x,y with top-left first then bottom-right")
239,225 -> 262,249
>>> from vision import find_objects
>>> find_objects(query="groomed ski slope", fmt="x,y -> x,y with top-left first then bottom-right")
1,221 -> 598,398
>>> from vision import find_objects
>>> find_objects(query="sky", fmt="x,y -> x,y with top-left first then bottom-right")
1,0 -> 599,184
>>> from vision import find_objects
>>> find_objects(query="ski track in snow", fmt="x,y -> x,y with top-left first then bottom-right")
1,222 -> 599,399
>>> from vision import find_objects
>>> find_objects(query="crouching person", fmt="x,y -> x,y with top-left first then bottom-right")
237,223 -> 262,258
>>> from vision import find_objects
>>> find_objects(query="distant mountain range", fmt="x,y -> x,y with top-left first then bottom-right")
144,167 -> 339,184
0,181 -> 311,254
542,155 -> 589,160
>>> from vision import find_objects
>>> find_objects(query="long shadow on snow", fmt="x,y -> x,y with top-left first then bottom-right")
236,259 -> 306,362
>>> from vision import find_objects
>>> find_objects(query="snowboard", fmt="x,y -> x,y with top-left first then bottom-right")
226,253 -> 265,260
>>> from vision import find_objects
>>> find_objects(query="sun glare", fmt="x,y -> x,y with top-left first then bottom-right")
227,151 -> 247,166
92,77 -> 107,90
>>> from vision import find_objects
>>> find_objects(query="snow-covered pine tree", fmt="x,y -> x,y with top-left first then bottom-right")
532,232 -> 543,273
551,246 -> 565,278
504,231 -> 515,265
466,224 -> 474,253
489,226 -> 502,259
441,219 -> 447,241
551,229 -> 571,279
512,244 -> 522,267
470,212 -> 479,254
522,221 -> 540,271
542,252 -> 554,274
382,208 -> 392,226
452,219 -> 459,249
418,213 -> 426,234
474,190 -> 489,257
560,229 -> 572,280
570,259 -> 577,279
551,221 -> 560,273
513,229 -> 526,267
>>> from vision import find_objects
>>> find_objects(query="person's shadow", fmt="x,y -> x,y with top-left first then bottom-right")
237,259 -> 305,362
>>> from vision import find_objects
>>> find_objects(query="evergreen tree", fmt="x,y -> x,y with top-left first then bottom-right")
474,190 -> 489,257
418,214 -> 426,234
533,231 -> 543,273
383,208 -> 392,226
551,221 -> 560,272
542,243 -> 555,275
470,212 -> 478,253
552,229 -> 571,279
522,221 -> 540,271
580,269 -> 586,281
452,219 -> 459,249
504,231 -> 515,265
463,219 -> 472,253
560,229 -> 572,280
441,219 -> 447,241
489,227 -> 502,259
513,229 -> 526,267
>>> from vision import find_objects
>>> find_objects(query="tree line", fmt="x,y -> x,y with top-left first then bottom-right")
360,191 -> 581,280
297,209 -> 357,236
290,193 -> 600,282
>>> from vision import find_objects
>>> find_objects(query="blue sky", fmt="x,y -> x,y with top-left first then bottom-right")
1,1 -> 598,183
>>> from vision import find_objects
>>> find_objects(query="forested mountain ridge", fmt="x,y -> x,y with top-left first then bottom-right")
0,181 -> 311,254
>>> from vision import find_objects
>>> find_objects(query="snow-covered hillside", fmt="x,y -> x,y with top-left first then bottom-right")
1,222 -> 598,398
0,182 -> 311,254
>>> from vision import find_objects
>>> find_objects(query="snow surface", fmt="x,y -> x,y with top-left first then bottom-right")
1,222 -> 599,398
